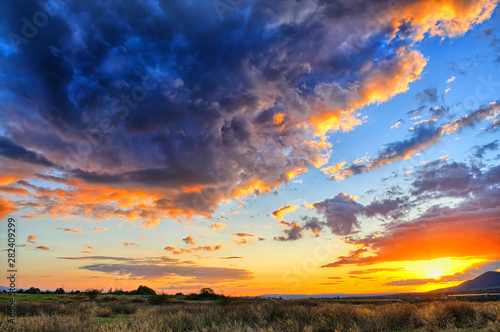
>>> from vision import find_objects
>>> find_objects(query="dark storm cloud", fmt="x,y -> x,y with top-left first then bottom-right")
307,193 -> 408,237
411,158 -> 500,197
1,0 -> 498,224
411,161 -> 477,197
0,136 -> 58,168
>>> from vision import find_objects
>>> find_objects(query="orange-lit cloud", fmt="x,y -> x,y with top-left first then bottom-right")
274,222 -> 304,241
36,246 -> 50,251
273,112 -> 285,125
210,223 -> 226,230
0,0 -> 496,234
232,233 -> 257,238
272,205 -> 298,220
321,162 -> 346,175
234,180 -> 272,199
0,186 -> 29,195
122,242 -> 137,247
390,0 -> 497,41
324,207 -> 500,267
93,227 -> 108,232
182,235 -> 195,245
164,244 -> 223,255
234,238 -> 252,245
0,195 -> 17,218
311,47 -> 426,136
27,235 -> 37,243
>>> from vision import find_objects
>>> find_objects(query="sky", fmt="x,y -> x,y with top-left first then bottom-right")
0,0 -> 499,296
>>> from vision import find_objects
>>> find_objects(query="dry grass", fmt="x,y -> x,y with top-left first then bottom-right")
0,297 -> 499,331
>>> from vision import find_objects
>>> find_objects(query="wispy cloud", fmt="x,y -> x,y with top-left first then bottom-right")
326,102 -> 500,180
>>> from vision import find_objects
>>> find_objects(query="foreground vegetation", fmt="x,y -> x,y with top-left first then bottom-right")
1,292 -> 499,332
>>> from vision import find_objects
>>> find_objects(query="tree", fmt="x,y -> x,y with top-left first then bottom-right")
133,285 -> 156,295
200,288 -> 215,295
25,287 -> 41,294
55,288 -> 65,294
84,288 -> 101,299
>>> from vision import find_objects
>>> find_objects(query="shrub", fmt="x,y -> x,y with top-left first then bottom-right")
54,287 -> 65,294
84,288 -> 101,299
132,285 -> 156,295
147,294 -> 171,305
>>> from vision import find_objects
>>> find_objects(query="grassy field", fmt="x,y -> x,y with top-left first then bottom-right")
1,294 -> 499,331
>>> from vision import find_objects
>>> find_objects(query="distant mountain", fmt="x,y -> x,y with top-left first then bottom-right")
253,293 -> 400,299
454,271 -> 500,291
256,293 -> 347,299
430,271 -> 500,294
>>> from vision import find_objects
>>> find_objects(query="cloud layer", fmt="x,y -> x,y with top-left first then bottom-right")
0,0 -> 496,226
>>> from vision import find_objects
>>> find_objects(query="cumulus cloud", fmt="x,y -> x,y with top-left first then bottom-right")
275,193 -> 408,239
312,193 -> 364,236
182,235 -> 195,245
0,0 -> 495,225
274,222 -> 304,241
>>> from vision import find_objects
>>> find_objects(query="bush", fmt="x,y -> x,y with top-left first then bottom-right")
54,287 -> 65,294
147,294 -> 171,305
216,295 -> 233,306
84,288 -> 101,299
24,287 -> 41,294
130,285 -> 156,295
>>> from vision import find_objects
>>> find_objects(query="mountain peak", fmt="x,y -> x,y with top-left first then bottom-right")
455,271 -> 500,291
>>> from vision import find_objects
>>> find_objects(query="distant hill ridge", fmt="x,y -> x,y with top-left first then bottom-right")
453,271 -> 500,291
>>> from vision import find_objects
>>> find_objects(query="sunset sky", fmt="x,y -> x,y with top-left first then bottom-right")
0,0 -> 499,296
